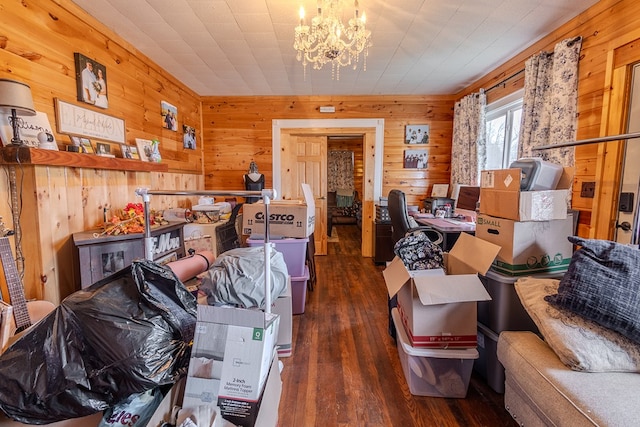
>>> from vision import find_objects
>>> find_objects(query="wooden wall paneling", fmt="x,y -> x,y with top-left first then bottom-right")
361,129 -> 376,257
14,167 -> 43,303
203,96 -> 455,213
35,166 -> 73,302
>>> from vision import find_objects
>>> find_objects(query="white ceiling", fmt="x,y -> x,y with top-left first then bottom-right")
70,0 -> 598,96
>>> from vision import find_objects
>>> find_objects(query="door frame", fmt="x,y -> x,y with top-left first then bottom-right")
272,119 -> 385,257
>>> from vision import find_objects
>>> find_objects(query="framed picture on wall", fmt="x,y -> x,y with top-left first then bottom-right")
74,53 -> 109,109
183,124 -> 196,149
405,124 -> 429,144
161,101 -> 178,131
403,149 -> 429,169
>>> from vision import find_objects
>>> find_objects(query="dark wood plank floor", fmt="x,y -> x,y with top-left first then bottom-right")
279,225 -> 517,427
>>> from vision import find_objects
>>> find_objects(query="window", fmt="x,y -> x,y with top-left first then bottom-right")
484,90 -> 523,170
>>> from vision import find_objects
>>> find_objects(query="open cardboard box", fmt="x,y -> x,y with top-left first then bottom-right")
242,184 -> 316,238
479,167 -> 572,221
383,233 -> 500,348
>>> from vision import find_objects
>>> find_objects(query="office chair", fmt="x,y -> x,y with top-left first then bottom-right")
388,189 -> 443,246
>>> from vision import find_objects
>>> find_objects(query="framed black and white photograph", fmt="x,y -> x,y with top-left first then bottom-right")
161,101 -> 178,131
405,124 -> 429,144
403,149 -> 429,169
95,142 -> 115,157
74,53 -> 109,109
183,124 -> 196,149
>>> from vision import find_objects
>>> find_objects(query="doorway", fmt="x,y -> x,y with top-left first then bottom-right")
272,119 -> 385,257
615,63 -> 640,244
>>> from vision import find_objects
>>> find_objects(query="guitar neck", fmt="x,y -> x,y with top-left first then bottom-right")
0,237 -> 31,331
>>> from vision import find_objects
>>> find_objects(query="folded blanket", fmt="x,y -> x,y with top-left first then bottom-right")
336,188 -> 354,207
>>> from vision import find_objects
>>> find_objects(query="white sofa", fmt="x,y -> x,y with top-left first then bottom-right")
496,270 -> 640,427
498,331 -> 640,427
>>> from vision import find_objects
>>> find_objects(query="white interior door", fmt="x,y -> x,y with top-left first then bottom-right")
616,63 -> 640,244
280,134 -> 328,255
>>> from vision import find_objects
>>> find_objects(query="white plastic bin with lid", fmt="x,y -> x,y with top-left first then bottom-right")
392,309 -> 477,398
247,236 -> 308,277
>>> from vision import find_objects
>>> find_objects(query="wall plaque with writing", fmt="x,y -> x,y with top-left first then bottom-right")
55,98 -> 125,143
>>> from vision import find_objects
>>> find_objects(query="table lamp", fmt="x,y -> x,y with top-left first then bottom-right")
0,78 -> 36,146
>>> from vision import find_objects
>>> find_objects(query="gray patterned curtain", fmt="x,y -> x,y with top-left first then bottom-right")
451,90 -> 486,186
328,150 -> 354,192
519,36 -> 582,165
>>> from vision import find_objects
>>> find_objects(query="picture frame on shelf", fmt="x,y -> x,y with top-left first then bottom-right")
120,144 -> 139,160
405,124 -> 429,144
95,142 -> 115,157
0,111 -> 57,148
79,138 -> 94,154
135,138 -> 153,162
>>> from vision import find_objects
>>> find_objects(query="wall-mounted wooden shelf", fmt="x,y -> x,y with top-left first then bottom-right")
0,146 -> 168,172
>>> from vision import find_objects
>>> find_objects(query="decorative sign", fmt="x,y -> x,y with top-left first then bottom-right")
55,99 -> 125,143
0,111 -> 57,148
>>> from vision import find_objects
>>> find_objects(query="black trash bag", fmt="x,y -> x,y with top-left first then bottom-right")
0,259 -> 197,424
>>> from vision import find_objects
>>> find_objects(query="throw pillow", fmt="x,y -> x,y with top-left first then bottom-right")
516,277 -> 640,372
544,236 -> 640,345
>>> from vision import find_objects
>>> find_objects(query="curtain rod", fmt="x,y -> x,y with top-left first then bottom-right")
485,69 -> 525,93
533,131 -> 640,150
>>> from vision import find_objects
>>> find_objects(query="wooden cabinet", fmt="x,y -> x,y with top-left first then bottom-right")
73,222 -> 185,289
374,221 -> 394,264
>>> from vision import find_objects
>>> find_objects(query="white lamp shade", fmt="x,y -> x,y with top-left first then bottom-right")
0,79 -> 36,116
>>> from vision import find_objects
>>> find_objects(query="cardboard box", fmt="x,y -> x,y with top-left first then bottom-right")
479,167 -> 570,221
148,355 -> 282,427
242,184 -> 315,238
475,213 -> 574,276
383,233 -> 500,348
272,277 -> 293,357
182,305 -> 279,426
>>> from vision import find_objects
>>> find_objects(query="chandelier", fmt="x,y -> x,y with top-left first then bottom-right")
294,0 -> 372,80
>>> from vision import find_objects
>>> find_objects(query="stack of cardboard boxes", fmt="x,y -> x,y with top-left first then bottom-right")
383,233 -> 501,398
472,166 -> 574,393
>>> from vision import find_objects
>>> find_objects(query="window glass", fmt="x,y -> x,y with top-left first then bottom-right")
484,89 -> 523,170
